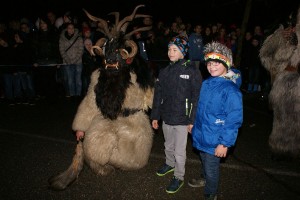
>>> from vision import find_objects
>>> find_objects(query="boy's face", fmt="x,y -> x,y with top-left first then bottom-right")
252,39 -> 259,46
168,44 -> 184,62
84,39 -> 93,51
194,25 -> 202,34
67,24 -> 75,35
206,61 -> 227,77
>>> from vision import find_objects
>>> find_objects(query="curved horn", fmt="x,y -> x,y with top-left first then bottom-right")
120,14 -> 152,33
91,46 -> 103,56
120,49 -> 129,59
83,9 -> 112,38
121,40 -> 138,59
108,12 -> 120,27
116,4 -> 145,32
124,26 -> 153,39
91,38 -> 107,56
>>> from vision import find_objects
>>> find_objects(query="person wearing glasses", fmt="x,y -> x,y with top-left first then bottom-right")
189,42 -> 243,200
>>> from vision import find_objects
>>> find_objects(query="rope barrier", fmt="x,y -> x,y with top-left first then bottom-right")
0,59 -> 170,68
0,63 -> 65,67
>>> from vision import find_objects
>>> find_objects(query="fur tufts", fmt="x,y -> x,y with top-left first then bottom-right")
48,142 -> 84,190
260,6 -> 300,157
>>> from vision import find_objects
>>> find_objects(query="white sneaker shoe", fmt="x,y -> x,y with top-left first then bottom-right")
188,178 -> 206,187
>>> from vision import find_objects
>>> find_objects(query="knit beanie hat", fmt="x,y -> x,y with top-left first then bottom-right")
204,41 -> 233,69
168,35 -> 189,56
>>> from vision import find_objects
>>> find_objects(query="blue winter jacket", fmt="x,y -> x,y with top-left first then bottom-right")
192,75 -> 243,155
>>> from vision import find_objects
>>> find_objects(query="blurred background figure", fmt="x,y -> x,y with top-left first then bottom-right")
81,38 -> 101,96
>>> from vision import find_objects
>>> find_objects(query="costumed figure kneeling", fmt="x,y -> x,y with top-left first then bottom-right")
48,5 -> 155,190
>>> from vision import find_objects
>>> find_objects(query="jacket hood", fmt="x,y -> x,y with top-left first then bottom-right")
223,68 -> 242,88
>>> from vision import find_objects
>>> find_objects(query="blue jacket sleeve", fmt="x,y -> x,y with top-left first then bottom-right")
218,88 -> 243,147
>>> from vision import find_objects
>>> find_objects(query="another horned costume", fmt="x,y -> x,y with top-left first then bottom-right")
259,7 -> 300,156
49,5 -> 155,190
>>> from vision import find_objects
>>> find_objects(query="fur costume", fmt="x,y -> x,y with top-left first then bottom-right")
48,5 -> 155,190
259,7 -> 300,156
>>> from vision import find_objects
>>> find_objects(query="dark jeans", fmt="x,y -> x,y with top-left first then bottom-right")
19,72 -> 35,100
248,66 -> 260,84
2,73 -> 22,100
63,64 -> 82,96
81,74 -> 91,96
200,151 -> 220,196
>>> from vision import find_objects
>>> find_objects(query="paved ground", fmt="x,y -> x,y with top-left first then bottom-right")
0,92 -> 300,200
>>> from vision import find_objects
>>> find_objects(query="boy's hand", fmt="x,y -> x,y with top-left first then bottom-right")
152,120 -> 159,129
187,124 -> 193,134
215,144 -> 228,157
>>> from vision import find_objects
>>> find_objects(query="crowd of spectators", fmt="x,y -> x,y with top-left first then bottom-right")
0,9 -> 270,106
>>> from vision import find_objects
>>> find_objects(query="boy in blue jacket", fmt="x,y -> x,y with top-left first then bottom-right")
189,42 -> 243,200
151,35 -> 202,194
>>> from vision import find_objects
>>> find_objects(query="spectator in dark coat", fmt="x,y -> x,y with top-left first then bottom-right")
32,16 -> 61,99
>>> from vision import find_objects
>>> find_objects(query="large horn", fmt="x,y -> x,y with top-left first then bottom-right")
120,14 -> 152,33
124,26 -> 153,39
120,40 -> 138,59
116,4 -> 145,32
108,12 -> 120,28
91,38 -> 107,56
83,9 -> 112,38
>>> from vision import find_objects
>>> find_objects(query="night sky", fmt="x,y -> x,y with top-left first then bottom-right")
2,0 -> 300,30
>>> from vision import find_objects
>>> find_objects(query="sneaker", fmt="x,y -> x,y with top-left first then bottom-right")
166,176 -> 184,194
8,100 -> 15,106
15,98 -> 22,104
188,178 -> 206,187
204,194 -> 217,200
28,100 -> 36,106
22,100 -> 29,105
156,164 -> 174,176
